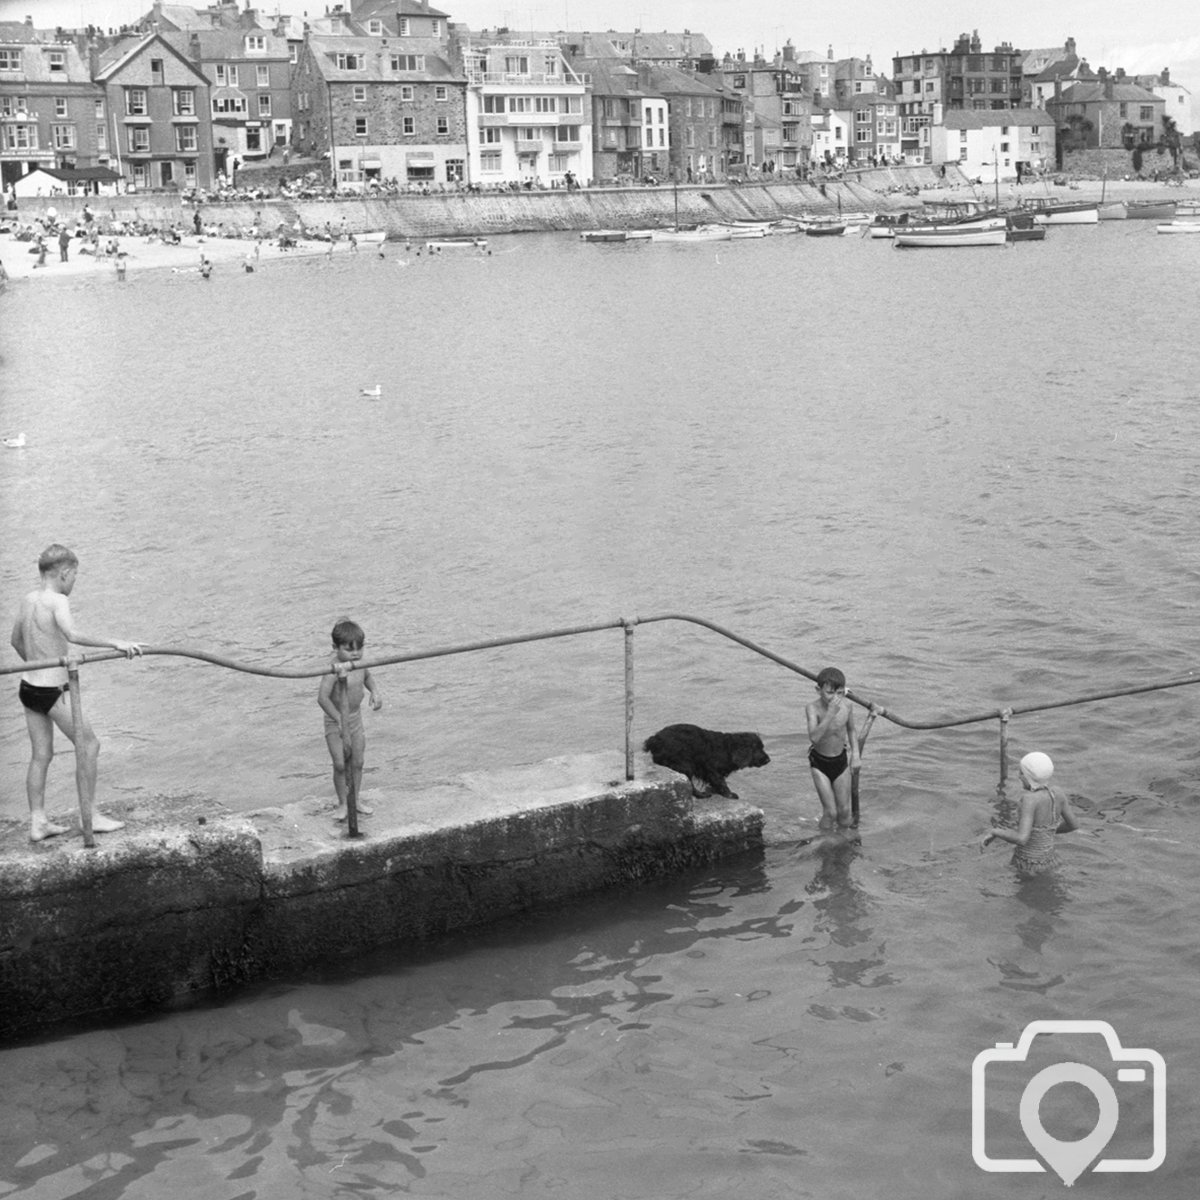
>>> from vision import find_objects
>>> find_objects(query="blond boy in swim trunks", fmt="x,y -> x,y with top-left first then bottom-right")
10,544 -> 143,842
317,618 -> 383,821
805,666 -> 861,830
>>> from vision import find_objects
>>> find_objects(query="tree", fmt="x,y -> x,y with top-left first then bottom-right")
1161,114 -> 1182,167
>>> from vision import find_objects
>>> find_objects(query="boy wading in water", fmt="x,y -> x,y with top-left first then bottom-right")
10,545 -> 143,841
318,618 -> 383,821
806,666 -> 860,830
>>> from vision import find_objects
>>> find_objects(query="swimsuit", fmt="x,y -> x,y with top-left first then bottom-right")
18,680 -> 68,715
324,707 -> 365,740
808,746 -> 848,783
1012,788 -> 1061,874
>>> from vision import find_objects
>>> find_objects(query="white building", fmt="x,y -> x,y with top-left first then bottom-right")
928,107 -> 1052,180
462,39 -> 592,187
810,109 -> 848,167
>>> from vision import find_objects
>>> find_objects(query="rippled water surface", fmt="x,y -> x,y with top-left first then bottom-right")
2,223 -> 1200,1196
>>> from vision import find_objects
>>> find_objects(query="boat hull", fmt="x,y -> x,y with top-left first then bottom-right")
1156,221 -> 1200,235
1127,201 -> 1177,220
894,228 -> 1007,247
1030,205 -> 1099,225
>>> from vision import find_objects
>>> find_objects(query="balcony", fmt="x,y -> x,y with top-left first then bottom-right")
515,138 -> 542,153
467,71 -> 590,88
553,138 -> 581,152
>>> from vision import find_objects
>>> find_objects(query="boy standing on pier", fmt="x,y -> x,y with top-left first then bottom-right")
10,544 -> 143,841
318,617 -> 383,821
806,666 -> 861,830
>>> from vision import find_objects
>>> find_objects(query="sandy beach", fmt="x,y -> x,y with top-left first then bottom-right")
0,228 -> 371,284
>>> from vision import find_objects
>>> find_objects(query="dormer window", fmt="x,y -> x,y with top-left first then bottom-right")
48,49 -> 66,72
368,20 -> 382,35
399,17 -> 410,35
246,35 -> 265,52
336,53 -> 364,70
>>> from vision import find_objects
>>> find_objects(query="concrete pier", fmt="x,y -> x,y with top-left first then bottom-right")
0,753 -> 762,1040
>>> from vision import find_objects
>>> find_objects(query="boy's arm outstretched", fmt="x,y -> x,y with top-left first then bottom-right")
53,594 -> 142,657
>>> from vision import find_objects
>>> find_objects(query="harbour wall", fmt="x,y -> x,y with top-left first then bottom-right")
7,171 -> 944,239
0,753 -> 763,1041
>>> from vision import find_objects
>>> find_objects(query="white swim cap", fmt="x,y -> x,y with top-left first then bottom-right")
1019,751 -> 1054,785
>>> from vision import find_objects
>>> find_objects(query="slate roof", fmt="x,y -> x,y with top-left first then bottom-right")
1057,80 -> 1162,104
942,108 -> 1053,129
305,34 -> 457,82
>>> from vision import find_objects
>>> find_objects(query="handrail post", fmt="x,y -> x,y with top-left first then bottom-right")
65,655 -> 94,848
335,662 -> 361,838
998,707 -> 1011,793
622,619 -> 635,781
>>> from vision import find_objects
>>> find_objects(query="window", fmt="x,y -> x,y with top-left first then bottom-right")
508,96 -> 531,113
400,85 -> 414,101
480,128 -> 501,143
1000,141 -> 1009,152
246,127 -> 261,151
212,95 -> 247,114
52,125 -> 75,149
1140,106 -> 1154,121
855,129 -> 872,143
129,127 -> 149,152
150,57 -> 163,83
504,56 -> 529,74
256,64 -> 269,87
518,127 -> 537,141
367,19 -> 383,34
2,124 -> 36,150
0,48 -> 21,71
246,34 -> 265,52
54,96 -> 67,117
534,97 -> 556,113
431,20 -> 441,35
446,158 -> 464,181
436,115 -> 448,134
174,89 -> 195,115
355,115 -> 368,136
549,153 -> 570,171
95,98 -> 104,117
176,125 -> 197,152
336,54 -> 362,70
353,85 -> 366,102
399,17 -> 410,35
96,123 -> 106,150
435,85 -> 447,101
258,94 -> 271,116
402,116 -> 414,135
390,54 -> 424,71
481,151 -> 501,172
127,88 -> 147,115
856,109 -> 870,124
556,125 -> 579,142
48,50 -> 66,72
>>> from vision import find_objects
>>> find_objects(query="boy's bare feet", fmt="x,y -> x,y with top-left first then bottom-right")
30,816 -> 68,842
333,803 -> 373,822
92,812 -> 125,834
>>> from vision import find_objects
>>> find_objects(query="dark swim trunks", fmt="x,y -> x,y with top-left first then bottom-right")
18,680 -> 68,715
808,746 -> 848,783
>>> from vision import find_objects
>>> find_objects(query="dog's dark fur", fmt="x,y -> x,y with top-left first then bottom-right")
643,723 -> 770,799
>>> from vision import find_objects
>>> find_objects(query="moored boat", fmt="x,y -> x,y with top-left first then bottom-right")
650,225 -> 732,243
426,237 -> 488,250
894,226 -> 1007,248
1155,220 -> 1200,235
1024,200 -> 1099,225
803,220 -> 849,237
1126,200 -> 1177,220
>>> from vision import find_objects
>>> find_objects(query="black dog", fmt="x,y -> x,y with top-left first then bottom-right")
643,724 -> 770,799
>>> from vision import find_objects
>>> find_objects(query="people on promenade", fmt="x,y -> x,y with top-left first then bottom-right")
58,226 -> 70,262
806,666 -> 861,830
317,617 -> 383,821
981,750 -> 1079,872
9,544 -> 143,841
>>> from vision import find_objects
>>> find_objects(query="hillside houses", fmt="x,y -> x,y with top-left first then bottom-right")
1,4 -> 1194,197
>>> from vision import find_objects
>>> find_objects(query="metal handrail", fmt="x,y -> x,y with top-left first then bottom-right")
8,612 -> 1198,831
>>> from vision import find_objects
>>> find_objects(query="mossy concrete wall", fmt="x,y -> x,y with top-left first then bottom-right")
0,753 -> 763,1040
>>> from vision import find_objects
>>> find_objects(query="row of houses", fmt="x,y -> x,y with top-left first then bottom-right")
0,3 -> 1192,196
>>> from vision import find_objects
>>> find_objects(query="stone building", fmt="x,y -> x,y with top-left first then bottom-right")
94,31 -> 214,191
0,19 -> 105,190
292,32 -> 466,189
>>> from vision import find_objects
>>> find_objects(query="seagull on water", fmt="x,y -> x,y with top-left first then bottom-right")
361,385 -> 382,398
3,432 -> 26,448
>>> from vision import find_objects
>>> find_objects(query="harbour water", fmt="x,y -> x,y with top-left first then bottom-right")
2,222 -> 1199,1196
